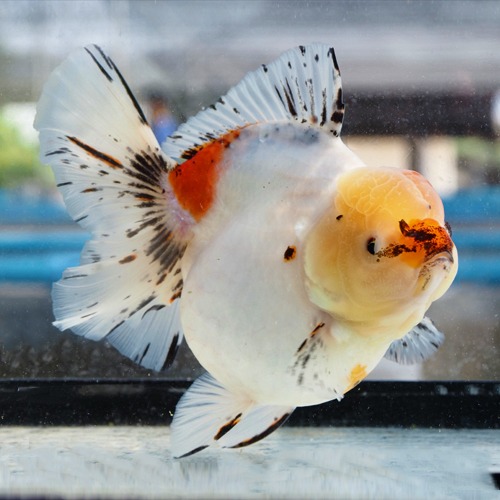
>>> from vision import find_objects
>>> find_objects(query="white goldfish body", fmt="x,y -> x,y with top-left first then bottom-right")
35,44 -> 458,457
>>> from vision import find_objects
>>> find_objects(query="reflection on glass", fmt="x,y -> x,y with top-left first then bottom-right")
0,0 -> 498,384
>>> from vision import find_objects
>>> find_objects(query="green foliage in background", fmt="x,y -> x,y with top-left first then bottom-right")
456,137 -> 500,165
456,137 -> 500,185
0,114 -> 54,189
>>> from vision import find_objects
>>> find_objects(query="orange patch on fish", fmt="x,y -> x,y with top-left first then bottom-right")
168,130 -> 241,221
345,363 -> 367,392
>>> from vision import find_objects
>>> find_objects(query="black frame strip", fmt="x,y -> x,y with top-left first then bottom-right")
1,379 -> 498,429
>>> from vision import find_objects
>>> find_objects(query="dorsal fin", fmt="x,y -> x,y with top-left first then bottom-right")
163,44 -> 344,162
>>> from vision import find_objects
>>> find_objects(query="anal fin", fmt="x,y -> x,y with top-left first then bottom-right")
170,373 -> 294,458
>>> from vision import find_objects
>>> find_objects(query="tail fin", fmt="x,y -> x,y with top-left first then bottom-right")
171,373 -> 294,458
34,45 -> 187,371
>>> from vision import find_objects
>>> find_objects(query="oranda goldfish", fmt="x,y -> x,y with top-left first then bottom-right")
35,44 -> 457,458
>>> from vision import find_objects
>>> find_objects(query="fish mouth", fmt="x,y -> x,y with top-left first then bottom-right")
425,249 -> 455,266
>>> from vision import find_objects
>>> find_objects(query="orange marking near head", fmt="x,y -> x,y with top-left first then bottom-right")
346,363 -> 367,393
168,130 -> 241,221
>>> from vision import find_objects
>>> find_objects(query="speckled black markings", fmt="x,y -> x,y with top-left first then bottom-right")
118,254 -> 136,264
290,328 -> 327,387
214,412 -> 243,441
179,142 -> 203,161
274,85 -> 286,110
47,147 -> 71,156
320,90 -> 328,127
284,245 -> 297,261
62,273 -> 88,280
128,149 -> 169,185
162,332 -> 180,370
146,224 -> 185,274
296,338 -> 308,354
332,88 -> 345,125
87,45 -> 148,126
116,147 -> 186,293
125,295 -> 157,321
416,321 -> 430,334
300,354 -> 311,370
169,279 -> 184,302
230,413 -> 291,449
336,214 -> 343,220
311,322 -> 325,336
178,445 -> 209,459
84,47 -> 113,82
138,343 -> 151,364
327,46 -> 340,73
172,279 -> 183,292
68,136 -> 123,169
142,304 -> 166,318
295,78 -> 308,113
80,311 -> 98,319
155,273 -> 167,286
285,79 -> 298,117
297,323 -> 325,353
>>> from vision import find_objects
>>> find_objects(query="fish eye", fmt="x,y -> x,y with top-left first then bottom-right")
366,237 -> 376,255
445,221 -> 452,237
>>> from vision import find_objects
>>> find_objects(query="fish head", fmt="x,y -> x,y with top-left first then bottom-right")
304,167 -> 458,334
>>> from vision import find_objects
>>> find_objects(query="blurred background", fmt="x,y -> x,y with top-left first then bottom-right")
0,0 -> 499,381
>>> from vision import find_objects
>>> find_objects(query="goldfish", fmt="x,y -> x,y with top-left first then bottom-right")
35,43 -> 458,458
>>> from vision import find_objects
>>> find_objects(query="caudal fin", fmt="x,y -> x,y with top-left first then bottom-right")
34,45 -> 188,371
171,373 -> 294,458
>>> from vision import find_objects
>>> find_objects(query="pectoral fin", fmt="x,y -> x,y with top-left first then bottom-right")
384,316 -> 444,365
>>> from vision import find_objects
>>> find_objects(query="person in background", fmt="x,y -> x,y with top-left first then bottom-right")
145,89 -> 178,145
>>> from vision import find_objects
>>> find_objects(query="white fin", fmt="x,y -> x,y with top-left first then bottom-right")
170,373 -> 294,458
384,317 -> 445,365
163,44 -> 344,161
35,44 -> 186,371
